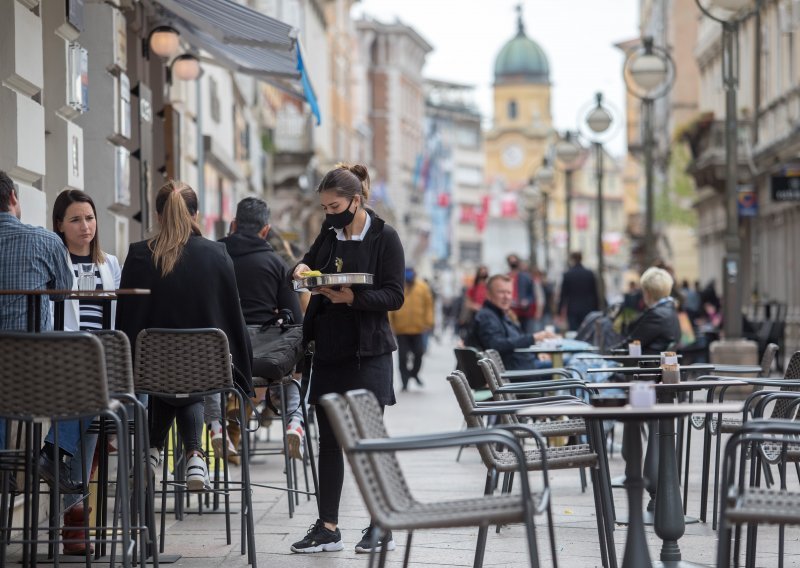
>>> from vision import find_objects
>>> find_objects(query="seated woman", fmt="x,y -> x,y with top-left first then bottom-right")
116,181 -> 252,491
612,266 -> 681,355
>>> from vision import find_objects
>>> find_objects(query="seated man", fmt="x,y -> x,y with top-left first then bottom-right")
467,274 -> 552,370
612,266 -> 681,354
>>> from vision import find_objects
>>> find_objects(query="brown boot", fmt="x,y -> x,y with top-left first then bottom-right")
62,504 -> 93,555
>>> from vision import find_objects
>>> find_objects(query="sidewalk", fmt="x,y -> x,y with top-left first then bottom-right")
23,334 -> 798,567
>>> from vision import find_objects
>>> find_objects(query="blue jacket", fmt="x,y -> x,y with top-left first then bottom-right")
468,300 -> 536,370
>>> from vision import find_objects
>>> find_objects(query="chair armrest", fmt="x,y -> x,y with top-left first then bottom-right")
501,368 -> 574,381
471,396 -> 583,415
750,391 -> 800,418
498,382 -> 595,396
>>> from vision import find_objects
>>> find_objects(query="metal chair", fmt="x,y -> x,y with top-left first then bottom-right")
0,331 -> 133,567
447,371 -> 617,568
716,419 -> 800,568
133,328 -> 256,567
320,388 -> 553,568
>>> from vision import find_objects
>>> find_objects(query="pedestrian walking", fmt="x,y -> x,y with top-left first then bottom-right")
558,251 -> 599,331
290,163 -> 404,555
389,267 -> 434,391
507,254 -> 536,332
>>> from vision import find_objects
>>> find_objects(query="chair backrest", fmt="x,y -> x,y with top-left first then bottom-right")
453,347 -> 487,389
318,392 -> 408,526
0,332 -> 110,419
447,371 -> 501,468
484,349 -> 506,373
90,330 -> 134,395
134,328 -> 234,395
758,343 -> 779,377
344,390 -> 415,510
770,351 -> 800,419
478,358 -> 510,399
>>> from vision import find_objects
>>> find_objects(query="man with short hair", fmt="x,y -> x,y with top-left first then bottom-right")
0,171 -> 81,493
468,274 -> 553,371
220,197 -> 305,458
558,251 -> 600,331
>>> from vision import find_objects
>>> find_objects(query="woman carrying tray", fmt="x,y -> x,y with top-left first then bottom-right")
290,163 -> 404,555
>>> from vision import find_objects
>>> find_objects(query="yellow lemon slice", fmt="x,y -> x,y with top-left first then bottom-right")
300,270 -> 323,278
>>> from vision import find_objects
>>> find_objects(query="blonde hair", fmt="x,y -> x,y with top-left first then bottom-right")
640,267 -> 673,302
148,180 -> 201,277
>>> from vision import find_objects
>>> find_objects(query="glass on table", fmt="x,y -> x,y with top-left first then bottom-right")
77,263 -> 96,291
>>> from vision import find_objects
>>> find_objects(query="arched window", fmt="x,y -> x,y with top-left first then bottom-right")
508,100 -> 518,120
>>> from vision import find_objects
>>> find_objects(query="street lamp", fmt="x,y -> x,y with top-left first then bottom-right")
623,37 -> 676,268
535,157 -> 556,272
554,131 -> 582,265
695,0 -> 758,340
579,93 -> 617,310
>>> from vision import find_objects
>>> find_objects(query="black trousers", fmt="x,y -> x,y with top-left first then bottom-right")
315,402 -> 384,525
396,334 -> 425,388
149,395 -> 205,454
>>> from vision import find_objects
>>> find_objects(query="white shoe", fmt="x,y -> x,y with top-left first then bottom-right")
186,454 -> 210,492
148,448 -> 162,478
209,423 -> 238,457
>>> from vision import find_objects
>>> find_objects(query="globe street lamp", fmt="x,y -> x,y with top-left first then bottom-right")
580,93 -> 617,310
535,157 -> 556,272
554,131 -> 583,266
695,0 -> 759,340
623,37 -> 676,268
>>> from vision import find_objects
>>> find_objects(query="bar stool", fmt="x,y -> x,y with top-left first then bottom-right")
0,331 -> 133,567
133,328 -> 256,567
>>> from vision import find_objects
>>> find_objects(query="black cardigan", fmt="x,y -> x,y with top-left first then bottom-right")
116,235 -> 254,395
300,209 -> 405,358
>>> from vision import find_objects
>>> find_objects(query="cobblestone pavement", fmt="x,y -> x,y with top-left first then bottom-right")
11,333 -> 799,567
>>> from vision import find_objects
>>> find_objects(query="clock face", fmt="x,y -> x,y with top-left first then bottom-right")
502,144 -> 524,168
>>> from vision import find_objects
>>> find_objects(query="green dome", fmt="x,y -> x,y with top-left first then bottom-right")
494,15 -> 549,84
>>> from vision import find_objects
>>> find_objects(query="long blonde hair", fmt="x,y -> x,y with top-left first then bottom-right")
148,180 -> 201,277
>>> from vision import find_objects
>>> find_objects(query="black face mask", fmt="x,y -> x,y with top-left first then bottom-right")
326,198 -> 356,229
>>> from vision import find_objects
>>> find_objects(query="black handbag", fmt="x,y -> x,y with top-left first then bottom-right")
247,310 -> 304,381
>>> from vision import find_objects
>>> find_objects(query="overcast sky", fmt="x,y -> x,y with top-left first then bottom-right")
353,0 -> 640,157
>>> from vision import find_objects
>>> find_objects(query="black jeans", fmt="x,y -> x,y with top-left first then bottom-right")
396,334 -> 425,388
149,395 -> 204,454
316,402 -> 384,525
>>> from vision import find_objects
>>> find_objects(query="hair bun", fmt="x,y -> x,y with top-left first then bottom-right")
347,164 -> 369,182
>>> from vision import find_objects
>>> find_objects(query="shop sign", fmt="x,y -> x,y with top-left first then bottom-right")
771,164 -> 800,201
738,185 -> 758,217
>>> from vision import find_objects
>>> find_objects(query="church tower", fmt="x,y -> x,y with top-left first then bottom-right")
484,5 -> 553,190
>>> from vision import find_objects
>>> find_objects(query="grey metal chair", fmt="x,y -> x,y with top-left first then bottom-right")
0,331 -> 133,568
716,419 -> 800,568
447,371 -> 617,568
89,330 -> 158,566
320,389 -> 553,568
134,328 -> 256,567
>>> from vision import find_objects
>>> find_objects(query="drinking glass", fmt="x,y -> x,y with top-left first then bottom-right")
78,263 -> 96,291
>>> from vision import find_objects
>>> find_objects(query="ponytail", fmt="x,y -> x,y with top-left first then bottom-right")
148,180 -> 201,277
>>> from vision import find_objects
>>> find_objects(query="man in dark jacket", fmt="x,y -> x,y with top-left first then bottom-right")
558,251 -> 600,331
219,197 -> 305,459
468,274 -> 553,370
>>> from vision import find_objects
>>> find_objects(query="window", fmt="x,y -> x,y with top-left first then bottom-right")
209,76 -> 220,123
458,242 -> 482,263
507,100 -> 518,120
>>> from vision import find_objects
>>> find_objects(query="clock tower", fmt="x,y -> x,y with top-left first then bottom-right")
484,5 -> 552,190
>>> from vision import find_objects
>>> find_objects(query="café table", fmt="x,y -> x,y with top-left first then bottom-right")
518,401 -> 743,568
515,343 -> 598,369
0,289 -> 150,332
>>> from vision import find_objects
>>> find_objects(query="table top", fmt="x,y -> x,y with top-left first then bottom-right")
517,401 -> 744,419
584,354 -> 681,362
516,345 -> 599,354
0,288 -> 150,297
587,363 -> 715,374
588,379 -> 746,390
710,364 -> 762,374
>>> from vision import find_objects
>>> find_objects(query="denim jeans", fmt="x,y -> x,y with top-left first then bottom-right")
44,418 -> 94,457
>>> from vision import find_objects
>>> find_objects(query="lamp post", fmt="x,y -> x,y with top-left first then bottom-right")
522,182 -> 540,270
695,0 -> 758,340
623,37 -> 676,269
535,157 -> 556,273
580,93 -> 615,310
555,131 -> 582,267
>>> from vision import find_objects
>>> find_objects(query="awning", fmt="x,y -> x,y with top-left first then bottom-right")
153,0 -> 321,124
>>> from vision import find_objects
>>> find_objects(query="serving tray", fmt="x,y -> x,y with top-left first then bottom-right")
293,272 -> 374,290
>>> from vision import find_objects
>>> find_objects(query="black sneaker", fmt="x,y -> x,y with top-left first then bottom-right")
290,519 -> 344,553
355,524 -> 396,553
38,451 -> 83,494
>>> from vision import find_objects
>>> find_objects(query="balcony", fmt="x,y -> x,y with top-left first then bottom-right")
682,116 -> 752,190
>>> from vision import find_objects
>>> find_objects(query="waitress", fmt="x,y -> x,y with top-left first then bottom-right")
289,163 -> 404,556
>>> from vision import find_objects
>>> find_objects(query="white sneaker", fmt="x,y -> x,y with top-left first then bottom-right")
209,422 -> 238,457
286,421 -> 305,460
148,448 -> 162,478
186,454 -> 210,492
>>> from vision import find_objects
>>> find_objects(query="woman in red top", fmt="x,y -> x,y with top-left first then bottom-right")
466,265 -> 489,311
